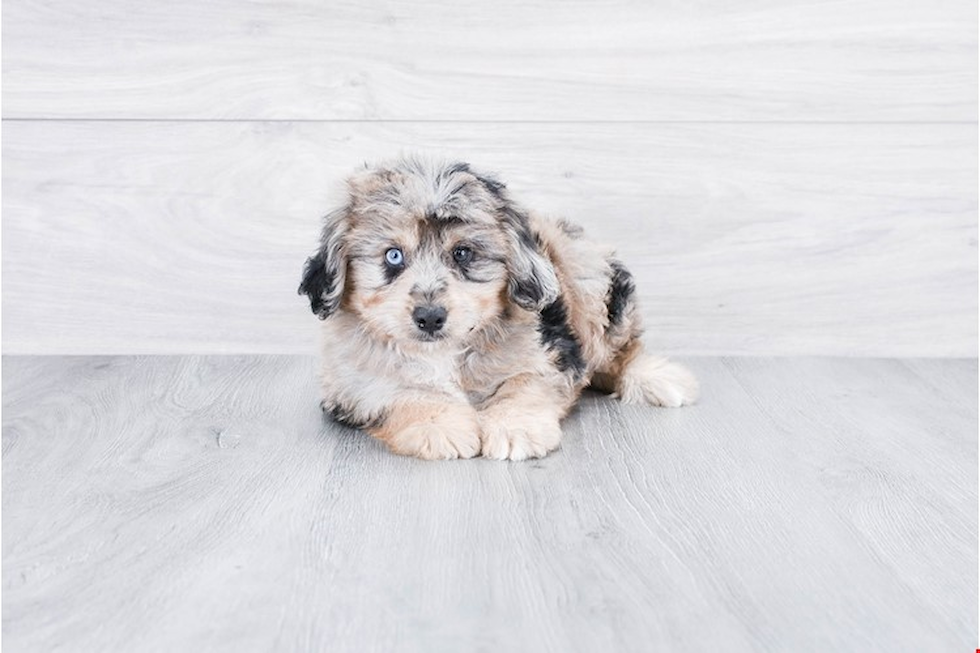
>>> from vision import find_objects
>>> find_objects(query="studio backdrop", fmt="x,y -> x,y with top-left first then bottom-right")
2,0 -> 976,357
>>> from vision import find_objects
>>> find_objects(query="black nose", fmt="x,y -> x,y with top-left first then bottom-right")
412,305 -> 447,334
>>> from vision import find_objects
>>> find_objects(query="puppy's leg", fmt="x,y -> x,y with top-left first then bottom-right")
478,374 -> 567,461
590,258 -> 698,407
593,340 -> 699,408
368,397 -> 481,461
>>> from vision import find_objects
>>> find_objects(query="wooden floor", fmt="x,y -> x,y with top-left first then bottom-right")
2,355 -> 976,652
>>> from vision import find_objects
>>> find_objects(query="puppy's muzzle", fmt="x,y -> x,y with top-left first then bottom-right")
412,305 -> 447,336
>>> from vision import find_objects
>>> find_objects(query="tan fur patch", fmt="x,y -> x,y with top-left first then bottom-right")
369,400 -> 481,460
359,291 -> 385,309
478,373 -> 569,460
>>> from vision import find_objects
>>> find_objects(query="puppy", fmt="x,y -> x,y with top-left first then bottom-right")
299,157 -> 698,460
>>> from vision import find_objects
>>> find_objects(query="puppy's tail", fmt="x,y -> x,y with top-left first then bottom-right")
616,354 -> 699,407
593,345 -> 699,407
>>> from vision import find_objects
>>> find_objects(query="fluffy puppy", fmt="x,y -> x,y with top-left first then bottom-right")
299,157 -> 698,461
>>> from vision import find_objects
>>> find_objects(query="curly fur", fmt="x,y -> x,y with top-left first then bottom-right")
299,156 -> 699,460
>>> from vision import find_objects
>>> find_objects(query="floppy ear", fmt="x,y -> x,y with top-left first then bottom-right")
471,171 -> 559,312
501,205 -> 560,311
298,207 -> 349,319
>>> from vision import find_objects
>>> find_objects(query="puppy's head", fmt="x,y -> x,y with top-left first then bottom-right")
299,157 -> 558,346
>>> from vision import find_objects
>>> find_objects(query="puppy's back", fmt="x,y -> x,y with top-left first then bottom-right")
527,213 -> 640,381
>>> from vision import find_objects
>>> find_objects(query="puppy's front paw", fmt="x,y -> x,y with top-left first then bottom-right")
479,412 -> 562,461
378,403 -> 481,460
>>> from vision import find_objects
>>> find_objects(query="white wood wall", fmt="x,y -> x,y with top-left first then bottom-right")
2,0 -> 976,356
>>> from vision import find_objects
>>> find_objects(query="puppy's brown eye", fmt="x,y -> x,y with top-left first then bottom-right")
452,246 -> 473,265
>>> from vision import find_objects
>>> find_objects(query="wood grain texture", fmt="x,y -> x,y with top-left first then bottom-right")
2,355 -> 976,652
2,0 -> 976,121
2,120 -> 976,356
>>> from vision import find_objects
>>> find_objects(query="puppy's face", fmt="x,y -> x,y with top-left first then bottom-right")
344,204 -> 510,346
300,159 -> 560,348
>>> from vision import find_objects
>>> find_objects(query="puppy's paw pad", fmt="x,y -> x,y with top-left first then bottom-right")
479,417 -> 562,461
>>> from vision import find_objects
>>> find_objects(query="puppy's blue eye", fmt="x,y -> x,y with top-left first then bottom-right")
384,248 -> 404,267
453,246 -> 473,264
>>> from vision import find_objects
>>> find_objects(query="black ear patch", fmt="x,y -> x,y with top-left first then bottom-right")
298,211 -> 349,319
508,231 -> 550,309
298,252 -> 339,319
500,206 -> 559,311
510,276 -> 547,310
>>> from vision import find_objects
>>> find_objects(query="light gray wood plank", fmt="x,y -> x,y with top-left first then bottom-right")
2,0 -> 976,121
718,357 -> 978,643
2,356 -> 975,652
2,121 -> 976,356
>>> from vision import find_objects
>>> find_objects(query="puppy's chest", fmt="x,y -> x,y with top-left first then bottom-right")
458,332 -> 545,404
384,347 -> 536,406
397,350 -> 500,401
397,352 -> 463,396
457,354 -> 502,404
